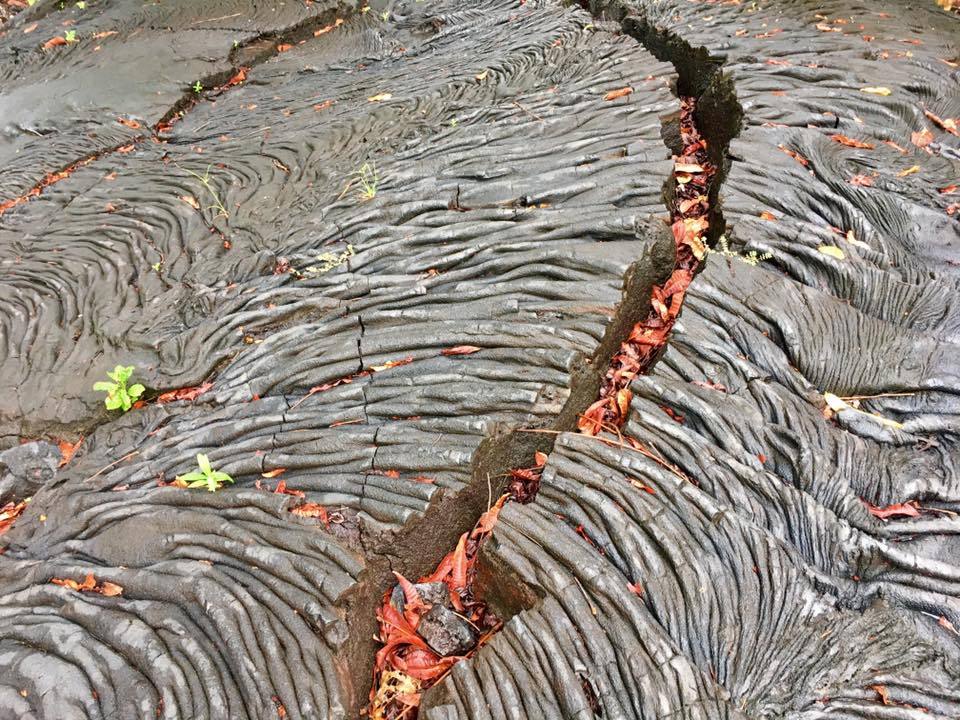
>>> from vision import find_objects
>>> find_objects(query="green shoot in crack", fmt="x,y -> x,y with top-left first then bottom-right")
178,164 -> 229,218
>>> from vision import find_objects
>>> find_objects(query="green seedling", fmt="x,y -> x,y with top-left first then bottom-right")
193,80 -> 203,94
177,163 -> 230,218
708,235 -> 772,267
76,1 -> 86,9
64,29 -> 77,42
339,162 -> 379,202
175,453 -> 234,492
93,365 -> 145,412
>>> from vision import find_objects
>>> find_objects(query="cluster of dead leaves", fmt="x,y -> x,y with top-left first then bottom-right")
370,496 -> 507,719
0,499 -> 28,536
579,97 -> 712,435
507,451 -> 547,504
51,572 -> 122,597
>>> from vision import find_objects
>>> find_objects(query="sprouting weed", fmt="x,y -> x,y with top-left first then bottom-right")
707,235 -> 772,266
93,365 -> 145,412
175,453 -> 234,492
193,80 -> 203,94
339,163 -> 379,202
64,29 -> 77,42
177,164 -> 229,218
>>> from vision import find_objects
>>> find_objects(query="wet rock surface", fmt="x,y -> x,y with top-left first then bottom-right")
0,0 -> 958,719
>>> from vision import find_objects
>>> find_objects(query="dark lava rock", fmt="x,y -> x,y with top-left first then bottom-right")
390,581 -> 451,613
0,441 -> 60,504
416,604 -> 477,658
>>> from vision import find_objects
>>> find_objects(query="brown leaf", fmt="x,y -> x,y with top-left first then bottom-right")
117,117 -> 141,129
603,87 -> 633,101
261,468 -> 287,479
534,451 -> 549,466
831,134 -> 874,149
441,345 -> 482,356
276,43 -> 293,52
314,18 -> 344,36
291,502 -> 329,525
180,195 -> 200,210
43,36 -> 68,49
849,174 -> 874,186
924,109 -> 959,136
777,144 -> 809,166
92,30 -> 118,40
759,211 -> 777,221
156,382 -> 213,404
23,23 -> 38,34
98,582 -> 123,597
912,128 -> 934,148
58,438 -> 82,468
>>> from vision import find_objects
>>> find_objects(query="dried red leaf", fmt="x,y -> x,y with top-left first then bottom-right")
58,438 -> 82,467
865,500 -> 920,520
291,502 -> 329,526
604,87 -> 633,101
912,128 -> 934,148
627,582 -> 644,597
441,345 -> 482,356
872,685 -> 891,705
0,500 -> 28,535
43,36 -> 68,49
777,144 -> 809,166
156,382 -> 213,404
831,134 -> 875,149
117,117 -> 141,129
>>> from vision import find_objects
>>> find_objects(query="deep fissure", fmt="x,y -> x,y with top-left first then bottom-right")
357,5 -> 744,718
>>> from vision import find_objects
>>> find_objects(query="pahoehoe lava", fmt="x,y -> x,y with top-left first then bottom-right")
0,1 -> 959,719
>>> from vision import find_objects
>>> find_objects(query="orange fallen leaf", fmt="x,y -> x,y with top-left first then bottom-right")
604,87 -> 633,101
759,211 -> 777,221
313,99 -> 335,112
864,500 -> 920,520
156,382 -> 212,403
939,185 -> 958,195
99,582 -> 123,597
43,36 -> 68,49
924,109 -> 959,136
441,345 -> 482,356
627,582 -> 644,597
831,134 -> 874,149
291,502 -> 329,526
849,174 -> 874,186
777,144 -> 809,166
23,22 -> 38,34
117,117 -> 141,129
261,468 -> 287,479
534,451 -> 549,466
276,43 -> 293,52
912,128 -> 934,148
58,438 -> 82,468
93,30 -> 118,40
180,195 -> 200,210
314,18 -> 344,36
0,500 -> 29,535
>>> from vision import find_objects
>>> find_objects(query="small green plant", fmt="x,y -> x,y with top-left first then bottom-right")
193,80 -> 203,94
177,163 -> 229,218
93,365 -> 145,412
76,1 -> 86,9
175,453 -> 234,492
339,162 -> 378,202
303,244 -> 354,275
707,235 -> 772,266
64,29 -> 77,42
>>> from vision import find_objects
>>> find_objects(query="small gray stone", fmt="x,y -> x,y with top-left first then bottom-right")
416,604 -> 477,657
0,441 -> 60,504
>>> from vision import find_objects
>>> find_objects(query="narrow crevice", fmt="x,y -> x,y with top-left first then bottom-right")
354,4 -> 746,718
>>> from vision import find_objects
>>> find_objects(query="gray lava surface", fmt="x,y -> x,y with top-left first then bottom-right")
0,0 -> 958,719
